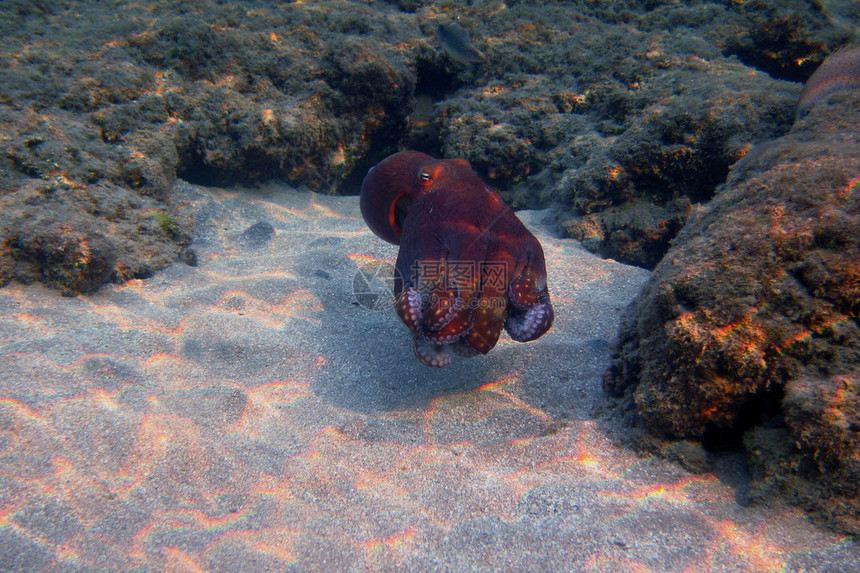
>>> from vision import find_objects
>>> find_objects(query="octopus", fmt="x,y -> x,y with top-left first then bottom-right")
360,151 -> 554,367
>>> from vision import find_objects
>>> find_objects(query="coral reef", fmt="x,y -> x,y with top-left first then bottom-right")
604,90 -> 860,534
429,0 -> 850,267
1,0 -> 418,293
2,0 -> 854,293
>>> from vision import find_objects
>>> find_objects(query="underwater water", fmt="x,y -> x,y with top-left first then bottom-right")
1,183 -> 858,570
1,0 -> 859,570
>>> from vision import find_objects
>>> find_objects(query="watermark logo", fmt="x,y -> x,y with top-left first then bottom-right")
352,260 -> 398,311
413,260 -> 508,294
352,260 -> 510,311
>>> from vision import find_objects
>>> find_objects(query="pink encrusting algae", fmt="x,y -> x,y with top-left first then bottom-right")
796,43 -> 860,120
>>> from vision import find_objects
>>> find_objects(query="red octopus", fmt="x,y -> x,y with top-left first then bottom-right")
360,151 -> 554,367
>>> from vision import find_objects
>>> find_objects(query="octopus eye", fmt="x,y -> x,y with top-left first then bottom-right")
418,170 -> 435,192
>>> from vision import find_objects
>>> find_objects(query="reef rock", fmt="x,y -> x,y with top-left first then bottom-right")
605,89 -> 860,533
0,179 -> 192,295
429,0 -> 852,269
0,0 -> 853,293
0,0 -> 418,293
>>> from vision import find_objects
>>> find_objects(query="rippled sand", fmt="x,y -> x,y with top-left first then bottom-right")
1,182 -> 856,570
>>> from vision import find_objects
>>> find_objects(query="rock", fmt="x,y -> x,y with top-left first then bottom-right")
717,0 -> 850,82
562,198 -> 691,268
0,180 -> 191,294
8,222 -> 117,296
0,0 -> 418,293
433,3 -> 807,268
606,89 -> 860,533
0,0 -> 852,291
777,375 -> 860,533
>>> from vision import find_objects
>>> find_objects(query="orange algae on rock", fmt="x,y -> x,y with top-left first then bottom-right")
796,43 -> 860,120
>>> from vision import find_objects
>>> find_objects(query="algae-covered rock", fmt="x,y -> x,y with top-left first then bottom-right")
430,2 -> 809,268
0,0 -> 421,293
606,90 -> 860,533
743,374 -> 860,535
0,180 -> 192,294
0,0 -> 853,292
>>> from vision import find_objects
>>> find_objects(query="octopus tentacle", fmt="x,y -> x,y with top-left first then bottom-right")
505,302 -> 553,342
394,287 -> 423,332
422,284 -> 460,332
508,270 -> 547,309
413,337 -> 454,367
423,306 -> 471,343
463,280 -> 506,354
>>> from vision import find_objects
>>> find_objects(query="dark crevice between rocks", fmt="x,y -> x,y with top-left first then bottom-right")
177,150 -> 240,188
630,154 -> 731,207
722,13 -> 828,83
414,54 -> 462,102
339,108 -> 418,195
401,55 -> 463,158
701,383 -> 786,453
339,54 -> 463,193
176,141 -> 293,189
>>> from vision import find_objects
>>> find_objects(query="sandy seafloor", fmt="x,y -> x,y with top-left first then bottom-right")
1,181 -> 858,571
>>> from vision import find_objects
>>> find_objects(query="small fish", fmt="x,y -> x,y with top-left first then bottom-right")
796,43 -> 860,121
437,22 -> 486,65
